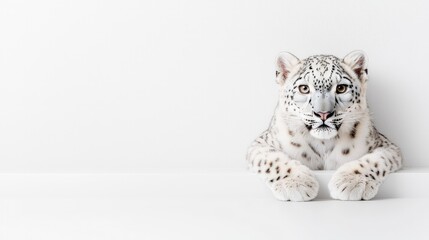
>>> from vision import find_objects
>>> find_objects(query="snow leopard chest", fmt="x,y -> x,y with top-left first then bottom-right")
274,117 -> 372,170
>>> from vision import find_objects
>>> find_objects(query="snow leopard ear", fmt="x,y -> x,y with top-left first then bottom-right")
343,50 -> 368,80
276,52 -> 300,85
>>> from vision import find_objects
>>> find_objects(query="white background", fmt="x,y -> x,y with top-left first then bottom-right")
0,0 -> 428,173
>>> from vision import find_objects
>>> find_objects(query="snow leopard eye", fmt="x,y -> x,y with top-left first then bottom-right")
336,84 -> 348,94
298,85 -> 310,94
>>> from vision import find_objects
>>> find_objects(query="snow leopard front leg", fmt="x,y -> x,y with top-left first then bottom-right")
329,134 -> 402,200
246,130 -> 319,201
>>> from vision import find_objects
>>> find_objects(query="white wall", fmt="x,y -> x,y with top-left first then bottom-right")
0,0 -> 428,173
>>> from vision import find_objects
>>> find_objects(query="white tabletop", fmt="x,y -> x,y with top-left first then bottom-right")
0,170 -> 428,240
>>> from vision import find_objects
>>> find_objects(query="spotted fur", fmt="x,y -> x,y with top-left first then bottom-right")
246,51 -> 402,201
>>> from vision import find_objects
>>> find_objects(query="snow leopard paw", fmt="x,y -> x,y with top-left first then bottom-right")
268,161 -> 319,201
329,161 -> 381,200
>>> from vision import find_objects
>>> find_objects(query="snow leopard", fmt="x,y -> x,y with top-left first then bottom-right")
246,51 -> 402,201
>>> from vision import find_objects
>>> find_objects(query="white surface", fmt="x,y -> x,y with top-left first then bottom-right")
1,168 -> 429,199
1,170 -> 429,240
1,0 -> 429,173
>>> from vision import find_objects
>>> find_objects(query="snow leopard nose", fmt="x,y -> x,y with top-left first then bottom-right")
314,111 -> 334,121
311,91 -> 335,116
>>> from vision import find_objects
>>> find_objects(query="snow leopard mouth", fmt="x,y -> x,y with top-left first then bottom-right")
305,123 -> 341,131
316,124 -> 334,131
309,123 -> 339,140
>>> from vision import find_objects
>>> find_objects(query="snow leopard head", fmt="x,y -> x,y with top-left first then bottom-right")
276,51 -> 368,140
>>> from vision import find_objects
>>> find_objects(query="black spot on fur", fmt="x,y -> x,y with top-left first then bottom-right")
342,148 -> 350,155
350,122 -> 359,138
290,142 -> 301,147
308,144 -> 321,158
